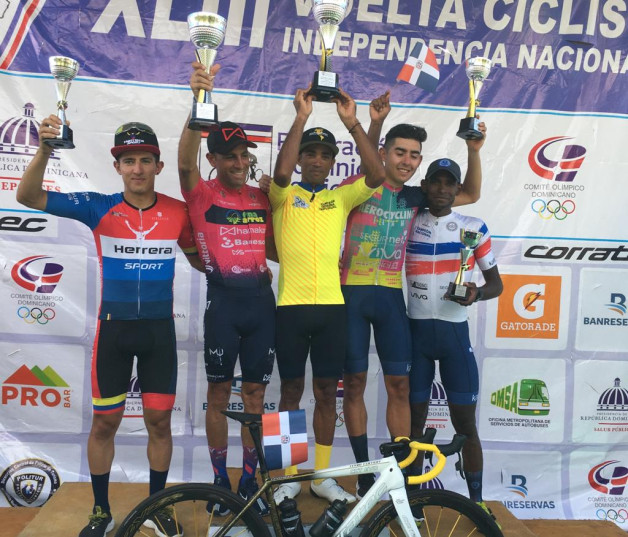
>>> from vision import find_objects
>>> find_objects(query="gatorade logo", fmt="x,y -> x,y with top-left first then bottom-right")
496,275 -> 562,339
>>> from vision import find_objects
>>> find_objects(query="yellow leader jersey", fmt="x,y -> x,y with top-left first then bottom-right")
270,177 -> 376,306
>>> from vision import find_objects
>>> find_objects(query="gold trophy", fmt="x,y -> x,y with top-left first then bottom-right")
187,11 -> 227,130
309,0 -> 348,102
45,56 -> 80,149
456,57 -> 491,140
446,229 -> 484,302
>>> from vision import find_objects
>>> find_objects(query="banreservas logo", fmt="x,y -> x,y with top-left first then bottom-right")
1,365 -> 70,408
500,471 -> 556,510
496,275 -> 562,340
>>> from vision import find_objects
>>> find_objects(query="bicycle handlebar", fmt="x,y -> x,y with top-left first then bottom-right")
394,433 -> 466,486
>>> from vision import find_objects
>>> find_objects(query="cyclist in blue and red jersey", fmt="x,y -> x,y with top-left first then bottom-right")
340,91 -> 487,499
178,62 -> 277,516
405,157 -> 503,521
17,117 -> 202,537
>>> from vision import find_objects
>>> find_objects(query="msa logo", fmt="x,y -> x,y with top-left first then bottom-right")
528,136 -> 586,182
2,365 -> 70,408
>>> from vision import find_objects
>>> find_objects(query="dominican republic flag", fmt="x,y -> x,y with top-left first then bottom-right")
262,410 -> 308,470
396,42 -> 440,93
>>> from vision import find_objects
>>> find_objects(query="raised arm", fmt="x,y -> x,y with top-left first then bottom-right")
334,88 -> 385,188
178,62 -> 219,192
16,114 -> 62,210
366,90 -> 391,149
273,87 -> 313,187
454,118 -> 487,206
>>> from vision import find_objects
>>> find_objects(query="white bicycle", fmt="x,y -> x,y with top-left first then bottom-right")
115,410 -> 502,537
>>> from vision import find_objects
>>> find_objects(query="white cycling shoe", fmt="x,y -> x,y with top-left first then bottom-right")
310,478 -> 356,504
273,482 -> 302,504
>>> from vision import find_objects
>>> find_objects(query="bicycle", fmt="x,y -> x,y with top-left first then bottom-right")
115,410 -> 503,537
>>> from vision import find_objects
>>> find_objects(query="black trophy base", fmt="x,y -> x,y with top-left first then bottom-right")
43,125 -> 74,149
188,100 -> 218,131
446,282 -> 471,303
308,70 -> 340,103
456,117 -> 483,140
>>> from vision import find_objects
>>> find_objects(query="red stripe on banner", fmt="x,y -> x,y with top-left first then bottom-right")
262,412 -> 281,436
291,442 -> 308,466
0,0 -> 42,70
397,63 -> 415,83
248,135 -> 272,143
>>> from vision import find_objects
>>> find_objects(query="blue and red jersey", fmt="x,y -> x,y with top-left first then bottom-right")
46,191 -> 197,320
183,178 -> 272,291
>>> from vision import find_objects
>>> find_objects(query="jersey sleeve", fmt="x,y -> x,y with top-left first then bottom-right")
45,191 -> 112,229
337,175 -> 377,211
269,180 -> 290,211
177,205 -> 198,255
403,185 -> 428,209
181,176 -> 212,206
473,222 -> 497,271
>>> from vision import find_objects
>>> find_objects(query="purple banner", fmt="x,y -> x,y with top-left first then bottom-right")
2,0 -> 627,114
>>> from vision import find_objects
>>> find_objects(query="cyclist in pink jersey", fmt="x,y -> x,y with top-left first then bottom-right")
340,92 -> 487,498
18,117 -> 202,537
178,62 -> 277,516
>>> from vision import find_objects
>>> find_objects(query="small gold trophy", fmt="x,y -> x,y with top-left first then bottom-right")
446,229 -> 484,302
456,57 -> 491,140
309,0 -> 348,102
45,56 -> 80,149
187,11 -> 227,130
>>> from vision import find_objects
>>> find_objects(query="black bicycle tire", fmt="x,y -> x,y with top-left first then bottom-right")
114,482 -> 271,537
359,488 -> 503,537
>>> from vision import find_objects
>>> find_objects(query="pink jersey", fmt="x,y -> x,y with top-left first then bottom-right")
183,178 -> 272,290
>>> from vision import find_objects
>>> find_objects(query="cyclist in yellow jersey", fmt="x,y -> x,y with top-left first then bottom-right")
269,86 -> 386,504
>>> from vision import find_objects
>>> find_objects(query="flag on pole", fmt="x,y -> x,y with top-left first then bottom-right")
262,410 -> 308,470
396,43 -> 440,93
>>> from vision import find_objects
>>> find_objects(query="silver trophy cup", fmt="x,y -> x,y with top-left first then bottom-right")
309,0 -> 348,102
187,12 -> 226,131
456,57 -> 491,140
446,229 -> 484,302
45,56 -> 80,149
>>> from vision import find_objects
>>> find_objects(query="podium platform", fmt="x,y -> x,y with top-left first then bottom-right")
5,475 -> 625,537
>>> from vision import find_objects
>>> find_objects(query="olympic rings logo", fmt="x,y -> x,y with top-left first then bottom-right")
335,411 -> 345,428
531,199 -> 576,220
596,508 -> 628,523
17,307 -> 56,324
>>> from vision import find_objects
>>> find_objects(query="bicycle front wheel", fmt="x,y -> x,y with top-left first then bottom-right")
114,483 -> 271,537
359,489 -> 503,537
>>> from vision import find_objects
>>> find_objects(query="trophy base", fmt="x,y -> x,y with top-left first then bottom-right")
188,101 -> 218,131
43,125 -> 75,149
456,117 -> 483,140
446,282 -> 470,303
308,71 -> 340,103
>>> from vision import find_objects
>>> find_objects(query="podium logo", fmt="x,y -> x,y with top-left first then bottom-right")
1,365 -> 70,408
528,136 -> 586,182
11,255 -> 64,293
496,275 -> 562,339
0,459 -> 60,507
589,461 -> 628,495
491,378 -> 550,416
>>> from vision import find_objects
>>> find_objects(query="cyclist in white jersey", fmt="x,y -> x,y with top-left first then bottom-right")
405,157 -> 502,518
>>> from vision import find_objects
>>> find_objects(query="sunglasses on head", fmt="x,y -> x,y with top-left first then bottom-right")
116,122 -> 155,136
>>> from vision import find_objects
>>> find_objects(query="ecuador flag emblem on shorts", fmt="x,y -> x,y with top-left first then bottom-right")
262,410 -> 308,470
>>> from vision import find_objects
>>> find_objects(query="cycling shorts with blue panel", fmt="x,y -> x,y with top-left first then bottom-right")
342,285 -> 411,376
409,318 -> 478,405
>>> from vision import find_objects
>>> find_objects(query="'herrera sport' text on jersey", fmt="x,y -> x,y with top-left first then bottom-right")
182,178 -> 272,290
341,178 -> 427,288
405,210 -> 496,322
270,177 -> 376,306
45,191 -> 197,320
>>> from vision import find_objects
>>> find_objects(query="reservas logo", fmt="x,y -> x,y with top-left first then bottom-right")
496,275 -> 562,339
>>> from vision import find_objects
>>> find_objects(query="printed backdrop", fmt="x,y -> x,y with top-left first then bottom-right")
1,0 -> 627,528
